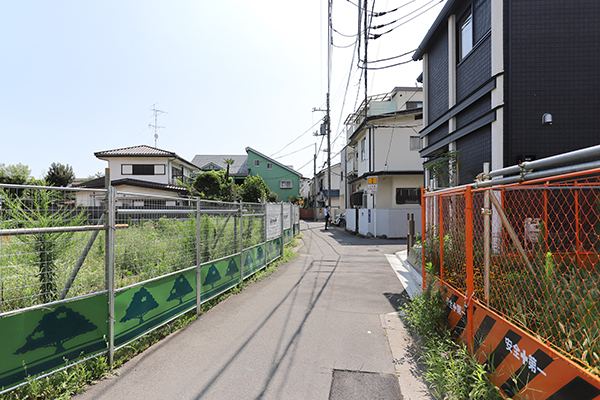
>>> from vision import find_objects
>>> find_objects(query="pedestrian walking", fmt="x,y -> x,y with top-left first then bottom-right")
324,206 -> 330,230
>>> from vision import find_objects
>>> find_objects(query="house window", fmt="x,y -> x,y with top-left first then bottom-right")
267,162 -> 273,170
280,180 -> 293,189
410,136 -> 422,151
360,137 -> 366,161
406,101 -> 423,110
458,8 -> 473,61
253,159 -> 260,167
396,188 -> 421,205
121,164 -> 165,175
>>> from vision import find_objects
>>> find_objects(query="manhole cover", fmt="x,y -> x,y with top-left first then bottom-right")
329,369 -> 402,400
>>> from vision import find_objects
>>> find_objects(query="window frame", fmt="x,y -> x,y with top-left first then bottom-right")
410,136 -> 422,151
266,162 -> 273,170
253,159 -> 260,167
280,180 -> 293,189
457,6 -> 473,62
360,137 -> 366,161
396,188 -> 421,205
121,164 -> 166,176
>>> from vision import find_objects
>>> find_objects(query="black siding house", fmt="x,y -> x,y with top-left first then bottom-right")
413,0 -> 600,187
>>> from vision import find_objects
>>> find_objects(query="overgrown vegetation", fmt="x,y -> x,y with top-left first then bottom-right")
1,186 -> 87,303
0,239 -> 299,399
422,214 -> 600,376
402,265 -> 503,400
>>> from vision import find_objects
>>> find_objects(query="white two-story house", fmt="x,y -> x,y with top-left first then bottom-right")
343,87 -> 424,238
74,145 -> 198,207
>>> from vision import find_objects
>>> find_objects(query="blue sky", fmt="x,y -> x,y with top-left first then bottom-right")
0,1 -> 444,180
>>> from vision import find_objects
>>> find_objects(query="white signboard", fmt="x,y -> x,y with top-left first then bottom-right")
367,176 -> 378,194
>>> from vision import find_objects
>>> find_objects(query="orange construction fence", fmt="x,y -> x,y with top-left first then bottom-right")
421,168 -> 600,399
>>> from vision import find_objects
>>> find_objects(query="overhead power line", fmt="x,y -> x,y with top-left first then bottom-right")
369,0 -> 445,39
270,119 -> 322,158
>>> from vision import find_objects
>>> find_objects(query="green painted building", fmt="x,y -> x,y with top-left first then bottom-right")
246,147 -> 302,201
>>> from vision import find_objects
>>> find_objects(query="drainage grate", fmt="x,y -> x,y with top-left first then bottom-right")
329,369 -> 403,400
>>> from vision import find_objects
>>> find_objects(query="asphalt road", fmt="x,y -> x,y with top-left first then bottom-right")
74,220 -> 430,400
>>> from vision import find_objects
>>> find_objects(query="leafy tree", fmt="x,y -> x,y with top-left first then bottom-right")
267,191 -> 278,202
45,162 -> 75,187
193,170 -> 231,200
223,158 -> 234,182
14,306 -> 97,355
82,171 -> 104,183
0,163 -> 31,185
239,175 -> 270,203
287,194 -> 302,204
224,158 -> 235,200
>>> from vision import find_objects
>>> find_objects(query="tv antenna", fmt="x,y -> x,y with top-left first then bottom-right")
149,104 -> 168,148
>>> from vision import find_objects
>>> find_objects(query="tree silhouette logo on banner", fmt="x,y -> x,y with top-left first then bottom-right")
257,246 -> 264,261
14,306 -> 97,355
166,273 -> 193,305
244,251 -> 254,268
203,264 -> 222,289
120,287 -> 159,324
225,258 -> 239,279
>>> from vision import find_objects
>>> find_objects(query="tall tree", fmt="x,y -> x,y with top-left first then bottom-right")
193,170 -> 230,200
45,162 -> 75,187
0,163 -> 31,185
223,158 -> 234,182
239,175 -> 270,203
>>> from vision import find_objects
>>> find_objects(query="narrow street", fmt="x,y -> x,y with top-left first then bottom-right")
74,220 -> 429,400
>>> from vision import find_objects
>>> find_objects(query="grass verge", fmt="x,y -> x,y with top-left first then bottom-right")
1,237 -> 300,400
401,273 -> 505,400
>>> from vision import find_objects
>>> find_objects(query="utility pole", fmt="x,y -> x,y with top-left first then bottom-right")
327,0 -> 333,211
313,143 -> 317,222
149,104 -> 168,148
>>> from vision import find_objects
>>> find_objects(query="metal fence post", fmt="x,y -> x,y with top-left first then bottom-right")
239,202 -> 244,284
465,185 -> 474,353
483,163 -> 491,306
280,203 -> 284,258
263,202 -> 268,267
439,198 -> 445,282
196,198 -> 202,316
104,171 -> 116,367
421,187 -> 426,290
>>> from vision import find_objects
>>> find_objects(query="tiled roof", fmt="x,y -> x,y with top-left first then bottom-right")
95,145 -> 176,158
94,145 -> 198,170
191,155 -> 249,176
73,177 -> 189,194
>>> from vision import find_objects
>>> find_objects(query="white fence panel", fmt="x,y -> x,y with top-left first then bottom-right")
266,204 -> 282,240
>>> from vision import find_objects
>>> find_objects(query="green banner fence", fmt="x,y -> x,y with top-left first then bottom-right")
0,183 -> 299,393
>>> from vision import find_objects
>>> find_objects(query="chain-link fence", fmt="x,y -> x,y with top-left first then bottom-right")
0,184 -> 107,312
422,168 -> 600,379
0,183 -> 299,393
